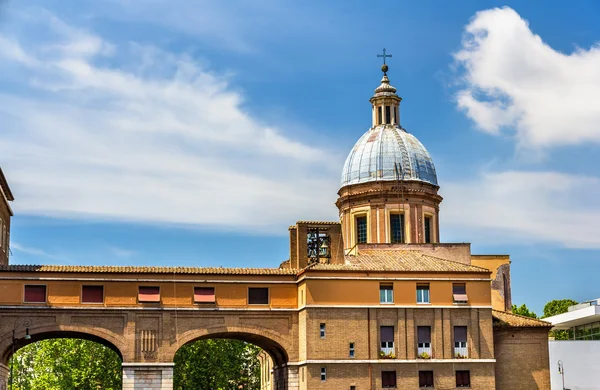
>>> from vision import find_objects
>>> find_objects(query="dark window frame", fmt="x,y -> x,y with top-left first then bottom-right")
382,370 -> 397,388
390,213 -> 405,243
320,323 -> 326,338
81,285 -> 104,304
24,284 -> 47,303
424,216 -> 432,243
385,106 -> 391,124
248,287 -> 269,305
456,370 -> 471,387
356,215 -> 368,244
419,370 -> 434,387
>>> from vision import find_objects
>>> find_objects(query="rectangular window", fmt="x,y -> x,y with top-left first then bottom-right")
380,284 -> 393,304
417,284 -> 430,304
24,285 -> 46,303
424,216 -> 432,243
419,371 -> 434,387
138,286 -> 160,303
378,106 -> 383,125
382,371 -> 397,388
320,367 -> 326,381
350,387 -> 356,390
453,284 -> 468,303
320,323 -> 326,338
417,326 -> 432,356
349,342 -> 355,358
390,213 -> 404,243
194,287 -> 216,303
356,216 -> 367,244
81,285 -> 104,304
248,287 -> 269,305
385,106 -> 391,124
393,106 -> 397,124
456,370 -> 471,387
380,326 -> 394,356
454,326 -> 468,358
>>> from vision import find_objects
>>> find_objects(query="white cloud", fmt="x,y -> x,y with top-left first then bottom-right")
0,10 -> 340,234
11,242 -> 68,262
442,170 -> 600,249
454,7 -> 600,149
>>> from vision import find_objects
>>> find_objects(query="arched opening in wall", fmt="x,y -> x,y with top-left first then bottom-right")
173,332 -> 289,390
3,331 -> 123,389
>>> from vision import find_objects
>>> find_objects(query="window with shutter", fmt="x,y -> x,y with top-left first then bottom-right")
138,286 -> 160,303
24,285 -> 46,303
453,283 -> 468,303
456,370 -> 470,387
82,285 -> 104,304
454,326 -> 468,357
380,326 -> 394,356
194,287 -> 215,303
382,371 -> 396,388
419,371 -> 434,387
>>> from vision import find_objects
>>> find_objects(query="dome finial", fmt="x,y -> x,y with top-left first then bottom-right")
377,48 -> 392,75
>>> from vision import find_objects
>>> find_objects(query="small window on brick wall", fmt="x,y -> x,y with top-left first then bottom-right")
24,285 -> 46,303
320,323 -> 326,338
248,287 -> 269,305
138,286 -> 160,303
82,285 -> 104,304
382,371 -> 396,388
194,287 -> 215,303
320,367 -> 326,381
456,370 -> 470,388
349,342 -> 355,358
419,371 -> 434,387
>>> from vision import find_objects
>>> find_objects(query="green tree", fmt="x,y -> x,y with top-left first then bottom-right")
512,303 -> 538,318
174,339 -> 261,390
543,298 -> 578,340
9,339 -> 122,389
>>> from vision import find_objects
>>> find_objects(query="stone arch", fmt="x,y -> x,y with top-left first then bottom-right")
169,326 -> 291,367
0,323 -> 126,366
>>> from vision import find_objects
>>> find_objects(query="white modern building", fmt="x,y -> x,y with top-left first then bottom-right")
546,299 -> 600,390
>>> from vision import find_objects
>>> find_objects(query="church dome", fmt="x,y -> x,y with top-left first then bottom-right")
340,125 -> 438,188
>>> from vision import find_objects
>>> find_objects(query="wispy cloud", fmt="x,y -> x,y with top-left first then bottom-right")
10,242 -> 68,262
0,8 -> 340,234
443,170 -> 600,249
107,246 -> 138,259
454,7 -> 600,150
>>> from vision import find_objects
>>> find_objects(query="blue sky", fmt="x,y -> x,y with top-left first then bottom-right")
1,0 -> 600,315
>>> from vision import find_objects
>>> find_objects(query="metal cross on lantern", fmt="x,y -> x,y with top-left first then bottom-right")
377,48 -> 392,65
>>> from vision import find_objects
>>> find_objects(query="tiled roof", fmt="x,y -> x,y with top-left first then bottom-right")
310,249 -> 489,273
492,310 -> 552,328
0,264 -> 299,276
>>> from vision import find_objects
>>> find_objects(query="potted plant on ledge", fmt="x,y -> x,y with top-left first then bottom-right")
418,351 -> 431,359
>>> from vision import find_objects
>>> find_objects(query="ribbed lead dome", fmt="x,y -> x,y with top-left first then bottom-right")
340,125 -> 438,188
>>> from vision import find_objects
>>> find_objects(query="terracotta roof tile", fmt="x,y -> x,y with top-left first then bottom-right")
306,249 -> 489,273
0,264 -> 299,276
492,310 -> 552,328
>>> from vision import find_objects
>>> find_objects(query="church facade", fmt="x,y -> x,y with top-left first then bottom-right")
0,64 -> 551,389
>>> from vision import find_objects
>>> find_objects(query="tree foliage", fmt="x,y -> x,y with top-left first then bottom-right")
9,339 -> 122,390
174,339 -> 261,390
543,298 -> 578,340
9,337 -> 262,390
512,303 -> 538,318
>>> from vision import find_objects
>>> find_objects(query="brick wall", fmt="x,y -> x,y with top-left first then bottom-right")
494,327 -> 551,390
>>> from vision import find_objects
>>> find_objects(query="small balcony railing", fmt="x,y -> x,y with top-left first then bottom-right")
454,346 -> 468,358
